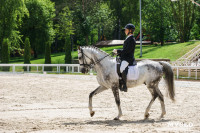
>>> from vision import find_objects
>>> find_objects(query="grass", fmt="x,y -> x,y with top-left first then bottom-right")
101,41 -> 200,61
7,41 -> 200,64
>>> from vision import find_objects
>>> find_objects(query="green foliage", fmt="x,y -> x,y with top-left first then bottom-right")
1,0 -> 200,62
0,0 -> 28,61
190,24 -> 200,40
1,38 -> 10,71
24,37 -> 31,64
143,0 -> 171,45
44,42 -> 52,71
92,2 -> 116,41
21,0 -> 55,58
23,37 -> 31,71
9,41 -> 200,64
65,37 -> 72,64
169,0 -> 197,42
55,6 -> 74,40
55,5 -> 73,64
101,41 -> 200,61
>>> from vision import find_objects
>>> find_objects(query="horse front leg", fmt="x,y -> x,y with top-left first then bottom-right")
89,86 -> 107,117
111,84 -> 122,120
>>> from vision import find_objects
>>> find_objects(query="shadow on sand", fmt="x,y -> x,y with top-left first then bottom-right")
63,119 -> 171,127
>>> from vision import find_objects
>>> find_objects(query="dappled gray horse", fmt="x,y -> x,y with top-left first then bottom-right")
78,46 -> 175,120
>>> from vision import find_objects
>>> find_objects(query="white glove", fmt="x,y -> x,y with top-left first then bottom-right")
112,49 -> 117,54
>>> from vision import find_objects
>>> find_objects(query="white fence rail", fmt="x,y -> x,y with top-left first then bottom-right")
0,64 -> 81,73
172,66 -> 200,80
0,64 -> 200,80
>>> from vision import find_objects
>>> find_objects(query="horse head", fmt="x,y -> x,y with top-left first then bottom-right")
78,46 -> 93,74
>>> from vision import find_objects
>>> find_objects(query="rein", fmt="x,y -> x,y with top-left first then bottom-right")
79,48 -> 114,68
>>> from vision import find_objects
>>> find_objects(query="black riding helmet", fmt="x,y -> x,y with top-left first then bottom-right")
122,23 -> 135,31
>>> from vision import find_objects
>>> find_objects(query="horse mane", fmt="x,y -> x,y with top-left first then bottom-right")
81,46 -> 112,58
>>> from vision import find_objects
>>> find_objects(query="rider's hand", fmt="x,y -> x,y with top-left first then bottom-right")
112,49 -> 117,55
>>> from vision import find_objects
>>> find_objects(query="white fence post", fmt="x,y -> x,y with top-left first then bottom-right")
188,68 -> 191,78
12,65 -> 15,73
176,67 -> 179,79
196,69 -> 198,80
78,66 -> 80,73
37,65 -> 38,72
72,66 -> 74,73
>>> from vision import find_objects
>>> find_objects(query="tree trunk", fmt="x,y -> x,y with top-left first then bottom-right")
98,27 -> 101,41
33,47 -> 38,58
118,19 -> 121,40
85,35 -> 89,45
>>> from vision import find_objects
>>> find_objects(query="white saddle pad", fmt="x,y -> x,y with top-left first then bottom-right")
127,65 -> 139,80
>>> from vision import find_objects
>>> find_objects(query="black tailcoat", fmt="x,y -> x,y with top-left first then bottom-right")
117,35 -> 136,65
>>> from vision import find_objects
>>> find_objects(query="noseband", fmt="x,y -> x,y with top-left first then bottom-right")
79,48 -> 113,68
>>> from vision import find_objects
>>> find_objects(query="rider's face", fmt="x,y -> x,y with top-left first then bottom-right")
125,29 -> 129,36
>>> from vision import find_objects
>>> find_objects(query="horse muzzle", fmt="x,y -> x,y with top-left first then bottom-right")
81,67 -> 89,74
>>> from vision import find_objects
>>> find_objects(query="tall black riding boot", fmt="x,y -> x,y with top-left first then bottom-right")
122,70 -> 128,92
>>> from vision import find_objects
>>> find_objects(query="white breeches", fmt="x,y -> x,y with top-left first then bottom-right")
120,61 -> 129,73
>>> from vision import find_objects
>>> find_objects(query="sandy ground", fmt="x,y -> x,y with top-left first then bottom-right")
0,74 -> 200,133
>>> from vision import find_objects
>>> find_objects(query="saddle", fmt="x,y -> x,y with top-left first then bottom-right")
116,57 -> 137,77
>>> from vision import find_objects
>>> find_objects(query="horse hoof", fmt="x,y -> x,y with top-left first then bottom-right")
158,115 -> 164,120
90,111 -> 95,117
113,117 -> 119,120
144,113 -> 149,119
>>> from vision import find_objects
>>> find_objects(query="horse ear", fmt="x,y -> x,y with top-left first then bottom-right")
78,46 -> 81,50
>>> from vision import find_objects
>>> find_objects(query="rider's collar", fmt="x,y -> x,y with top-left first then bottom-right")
125,34 -> 133,40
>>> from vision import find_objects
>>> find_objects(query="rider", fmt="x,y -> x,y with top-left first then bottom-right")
113,23 -> 136,92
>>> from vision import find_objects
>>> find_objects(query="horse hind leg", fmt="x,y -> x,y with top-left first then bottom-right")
155,87 -> 166,119
144,86 -> 158,120
89,86 -> 107,117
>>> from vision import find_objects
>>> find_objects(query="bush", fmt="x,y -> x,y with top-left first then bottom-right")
65,38 -> 72,64
44,42 -> 52,71
1,38 -> 10,71
23,37 -> 31,71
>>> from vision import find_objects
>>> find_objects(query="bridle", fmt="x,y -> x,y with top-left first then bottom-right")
78,48 -> 113,69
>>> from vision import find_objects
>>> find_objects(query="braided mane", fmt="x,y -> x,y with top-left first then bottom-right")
81,46 -> 112,58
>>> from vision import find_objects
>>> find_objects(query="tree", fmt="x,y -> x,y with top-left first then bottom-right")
1,38 -> 10,71
65,37 -> 72,64
0,0 -> 27,61
24,37 -> 31,64
91,2 -> 116,42
55,6 -> 73,64
44,42 -> 52,71
105,0 -> 139,39
170,0 -> 197,42
143,0 -> 171,45
23,37 -> 31,71
21,0 -> 55,58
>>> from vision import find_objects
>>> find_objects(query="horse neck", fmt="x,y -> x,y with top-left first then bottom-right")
91,50 -> 115,74
84,48 -> 114,73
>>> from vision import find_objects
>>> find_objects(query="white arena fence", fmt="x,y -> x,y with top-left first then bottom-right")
0,64 -> 82,74
0,64 -> 199,80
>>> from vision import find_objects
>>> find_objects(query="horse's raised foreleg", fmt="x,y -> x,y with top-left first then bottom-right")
89,86 -> 107,117
111,85 -> 122,120
144,87 -> 158,119
155,87 -> 166,119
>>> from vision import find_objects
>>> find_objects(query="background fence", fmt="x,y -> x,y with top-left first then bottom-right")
0,64 -> 199,80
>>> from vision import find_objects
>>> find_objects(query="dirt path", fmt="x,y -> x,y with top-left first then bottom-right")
0,74 -> 200,133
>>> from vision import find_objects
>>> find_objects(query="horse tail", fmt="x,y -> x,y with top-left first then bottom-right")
159,61 -> 175,102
